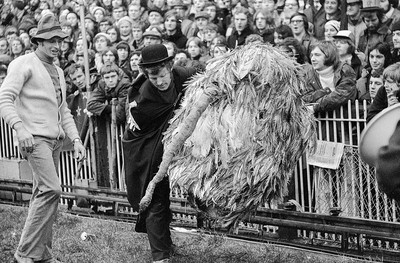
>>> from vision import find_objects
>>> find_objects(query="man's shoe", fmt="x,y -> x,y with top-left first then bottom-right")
14,253 -> 34,263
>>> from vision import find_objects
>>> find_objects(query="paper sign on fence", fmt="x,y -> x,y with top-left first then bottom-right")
307,140 -> 345,170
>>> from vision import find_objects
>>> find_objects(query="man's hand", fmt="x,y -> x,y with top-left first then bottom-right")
73,139 -> 86,162
14,122 -> 35,153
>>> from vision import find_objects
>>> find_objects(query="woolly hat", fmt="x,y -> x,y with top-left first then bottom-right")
4,26 -> 18,36
92,6 -> 106,16
148,7 -> 164,17
93,32 -> 111,43
117,16 -> 133,27
31,13 -> 68,45
393,20 -> 400,32
84,13 -> 96,23
116,40 -> 130,51
325,20 -> 340,33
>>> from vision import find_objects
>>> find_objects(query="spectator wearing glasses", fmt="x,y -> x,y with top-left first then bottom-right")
112,5 -> 127,22
289,12 -> 317,58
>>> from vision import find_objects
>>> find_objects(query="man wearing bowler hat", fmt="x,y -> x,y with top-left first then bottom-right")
122,44 -> 196,263
0,13 -> 86,263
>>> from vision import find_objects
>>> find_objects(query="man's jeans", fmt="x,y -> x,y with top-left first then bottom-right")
16,136 -> 63,261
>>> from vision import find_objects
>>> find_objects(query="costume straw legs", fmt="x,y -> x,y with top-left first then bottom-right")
0,13 -> 85,263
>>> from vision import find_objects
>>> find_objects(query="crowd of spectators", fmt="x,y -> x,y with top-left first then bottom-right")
1,0 -> 400,125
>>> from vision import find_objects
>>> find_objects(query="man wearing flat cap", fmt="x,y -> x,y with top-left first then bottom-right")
123,44 -> 196,263
0,13 -> 86,263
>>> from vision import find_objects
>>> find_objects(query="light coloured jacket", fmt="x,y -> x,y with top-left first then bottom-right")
0,52 -> 79,141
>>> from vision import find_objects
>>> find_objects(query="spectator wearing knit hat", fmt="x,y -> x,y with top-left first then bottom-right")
93,32 -> 111,53
117,16 -> 134,44
324,20 -> 340,41
116,40 -> 132,78
147,7 -> 164,29
85,13 -> 99,38
163,10 -> 188,49
92,6 -> 106,23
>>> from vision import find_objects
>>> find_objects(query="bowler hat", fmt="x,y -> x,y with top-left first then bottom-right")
31,13 -> 68,45
139,44 -> 173,67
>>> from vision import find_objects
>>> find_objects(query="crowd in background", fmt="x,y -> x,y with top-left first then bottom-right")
1,0 -> 400,125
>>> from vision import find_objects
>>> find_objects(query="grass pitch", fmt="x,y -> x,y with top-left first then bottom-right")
0,204 -> 377,263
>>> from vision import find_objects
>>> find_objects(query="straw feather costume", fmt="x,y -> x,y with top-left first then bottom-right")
139,43 -> 317,227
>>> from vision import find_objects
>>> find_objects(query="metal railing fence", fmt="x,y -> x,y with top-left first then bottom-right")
1,100 -> 399,250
